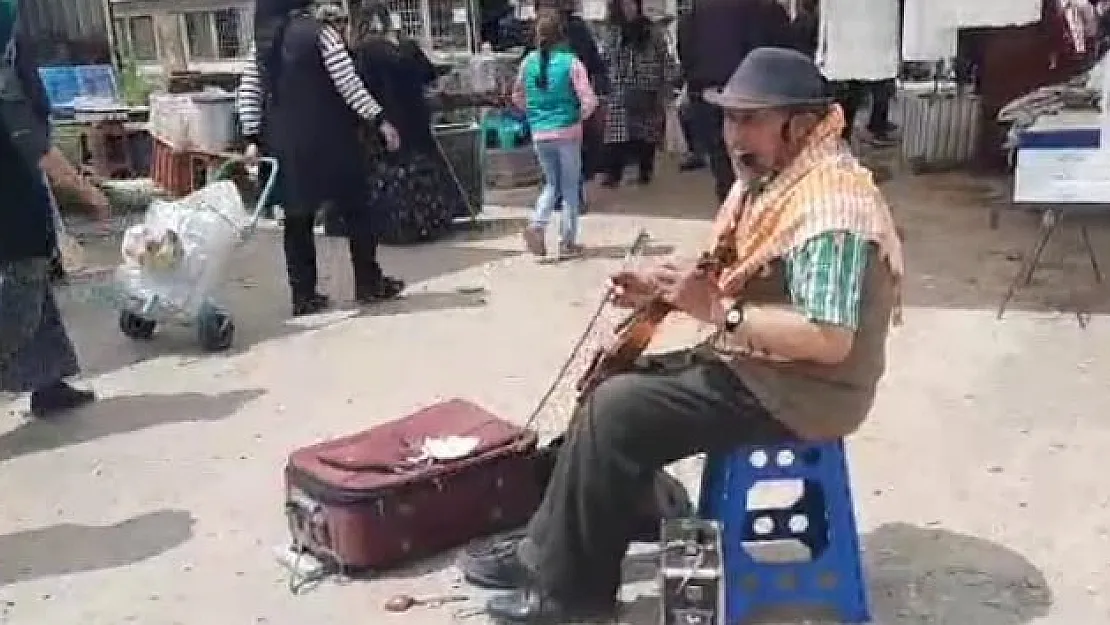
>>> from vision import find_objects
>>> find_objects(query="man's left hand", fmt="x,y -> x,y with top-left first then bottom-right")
651,259 -> 726,324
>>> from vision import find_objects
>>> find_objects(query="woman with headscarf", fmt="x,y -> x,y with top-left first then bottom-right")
597,0 -> 677,187
1,3 -> 103,417
237,0 -> 405,316
346,1 -> 472,243
523,0 -> 608,212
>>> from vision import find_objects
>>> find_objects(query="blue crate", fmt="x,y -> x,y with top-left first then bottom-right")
75,64 -> 120,101
37,64 -> 120,116
38,66 -> 80,111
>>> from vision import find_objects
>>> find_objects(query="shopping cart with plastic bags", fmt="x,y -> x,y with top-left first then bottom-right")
115,157 -> 278,351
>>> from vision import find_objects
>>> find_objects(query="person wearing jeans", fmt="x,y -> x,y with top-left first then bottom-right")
532,139 -> 584,255
513,10 -> 598,259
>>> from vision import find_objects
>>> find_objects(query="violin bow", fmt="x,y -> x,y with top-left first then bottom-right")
523,229 -> 652,430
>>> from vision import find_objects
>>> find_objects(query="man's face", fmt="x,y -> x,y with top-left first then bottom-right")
722,107 -> 791,174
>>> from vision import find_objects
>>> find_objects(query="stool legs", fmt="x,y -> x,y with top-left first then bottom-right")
699,441 -> 871,624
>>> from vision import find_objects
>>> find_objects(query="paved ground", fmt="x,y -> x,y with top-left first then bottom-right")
2,155 -> 1109,625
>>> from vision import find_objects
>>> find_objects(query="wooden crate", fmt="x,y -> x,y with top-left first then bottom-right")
150,136 -> 229,198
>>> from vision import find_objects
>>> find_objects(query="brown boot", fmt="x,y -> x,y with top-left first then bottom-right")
522,226 -> 547,257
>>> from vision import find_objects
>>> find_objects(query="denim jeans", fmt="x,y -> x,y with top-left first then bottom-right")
533,138 -> 583,245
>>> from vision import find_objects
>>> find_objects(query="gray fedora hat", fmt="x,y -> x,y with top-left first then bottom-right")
704,47 -> 832,110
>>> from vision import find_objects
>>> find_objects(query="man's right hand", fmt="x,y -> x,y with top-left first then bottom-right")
244,143 -> 260,163
81,181 -> 113,235
380,120 -> 401,151
608,269 -> 658,309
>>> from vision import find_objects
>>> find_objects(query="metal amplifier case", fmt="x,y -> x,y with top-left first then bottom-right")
660,518 -> 725,625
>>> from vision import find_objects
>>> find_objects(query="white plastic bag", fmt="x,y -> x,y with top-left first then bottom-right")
116,180 -> 249,317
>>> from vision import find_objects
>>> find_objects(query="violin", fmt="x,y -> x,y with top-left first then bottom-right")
575,237 -> 737,399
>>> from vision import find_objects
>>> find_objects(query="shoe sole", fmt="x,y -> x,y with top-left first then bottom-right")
463,569 -> 528,590
558,247 -> 583,260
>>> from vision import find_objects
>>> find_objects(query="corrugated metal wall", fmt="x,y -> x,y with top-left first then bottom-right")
21,0 -> 108,39
19,0 -> 110,62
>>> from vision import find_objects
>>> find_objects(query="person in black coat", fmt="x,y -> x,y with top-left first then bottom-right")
239,0 -> 405,316
1,26 -> 99,417
677,0 -> 793,201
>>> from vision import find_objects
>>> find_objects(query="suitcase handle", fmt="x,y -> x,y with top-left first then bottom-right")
286,490 -> 338,562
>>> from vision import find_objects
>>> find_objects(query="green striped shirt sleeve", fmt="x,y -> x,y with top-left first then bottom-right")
784,231 -> 869,329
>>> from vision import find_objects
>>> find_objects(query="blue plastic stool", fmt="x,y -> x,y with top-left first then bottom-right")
699,439 -> 871,624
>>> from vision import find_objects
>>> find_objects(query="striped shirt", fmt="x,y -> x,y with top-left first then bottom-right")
237,23 -> 381,137
784,230 -> 868,329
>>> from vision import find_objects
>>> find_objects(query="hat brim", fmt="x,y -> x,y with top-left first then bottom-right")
702,87 -> 831,110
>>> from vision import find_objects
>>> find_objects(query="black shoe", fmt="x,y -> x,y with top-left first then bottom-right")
461,531 -> 532,589
679,156 -> 706,171
486,587 -> 616,624
49,256 -> 67,284
356,277 -> 405,304
600,176 -> 620,189
637,172 -> 653,185
874,121 -> 899,135
30,381 -> 95,418
323,224 -> 347,237
863,131 -> 898,148
291,292 -> 331,317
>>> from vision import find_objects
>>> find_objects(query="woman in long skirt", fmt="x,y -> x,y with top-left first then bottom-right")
597,0 -> 677,187
1,17 -> 104,417
348,1 -> 471,244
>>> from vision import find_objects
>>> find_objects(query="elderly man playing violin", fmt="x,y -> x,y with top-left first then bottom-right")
476,47 -> 905,623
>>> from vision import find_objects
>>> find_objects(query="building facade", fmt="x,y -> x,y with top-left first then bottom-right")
109,0 -> 255,73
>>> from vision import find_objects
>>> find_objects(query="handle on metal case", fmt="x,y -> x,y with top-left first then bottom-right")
213,156 -> 280,228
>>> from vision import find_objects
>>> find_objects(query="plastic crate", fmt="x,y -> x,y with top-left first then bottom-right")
38,66 -> 80,113
38,64 -> 121,117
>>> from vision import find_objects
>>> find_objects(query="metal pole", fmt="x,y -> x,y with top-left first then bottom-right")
419,0 -> 434,49
101,0 -> 120,66
341,0 -> 352,40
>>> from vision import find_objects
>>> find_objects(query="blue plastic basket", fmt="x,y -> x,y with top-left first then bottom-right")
76,64 -> 119,101
37,64 -> 120,115
38,66 -> 80,111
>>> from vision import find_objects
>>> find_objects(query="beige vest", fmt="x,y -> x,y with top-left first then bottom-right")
722,245 -> 895,440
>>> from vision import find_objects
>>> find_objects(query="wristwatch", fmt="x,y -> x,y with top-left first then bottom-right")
723,300 -> 744,333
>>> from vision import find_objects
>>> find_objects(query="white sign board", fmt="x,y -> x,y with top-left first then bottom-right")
1014,148 -> 1110,204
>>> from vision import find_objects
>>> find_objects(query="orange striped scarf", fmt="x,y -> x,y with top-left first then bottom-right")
710,104 -> 904,324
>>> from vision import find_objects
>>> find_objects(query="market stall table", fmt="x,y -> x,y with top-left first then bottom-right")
1001,109 -> 1106,324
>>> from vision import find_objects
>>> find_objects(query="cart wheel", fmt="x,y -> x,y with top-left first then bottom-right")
198,306 -> 235,352
119,310 -> 156,340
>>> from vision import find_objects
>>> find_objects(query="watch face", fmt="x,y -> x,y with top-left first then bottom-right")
726,308 -> 741,325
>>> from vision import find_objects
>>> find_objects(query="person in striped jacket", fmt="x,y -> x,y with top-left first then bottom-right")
238,0 -> 405,316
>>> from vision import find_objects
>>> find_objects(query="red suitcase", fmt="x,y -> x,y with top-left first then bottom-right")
284,399 -> 541,571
